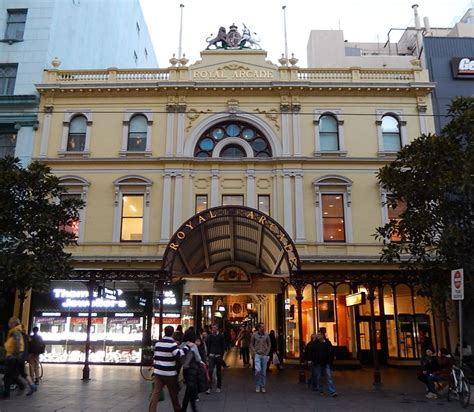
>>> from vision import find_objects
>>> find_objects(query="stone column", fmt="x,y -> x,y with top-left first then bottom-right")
172,173 -> 183,232
165,109 -> 175,156
292,106 -> 301,156
176,108 -> 186,156
39,106 -> 53,158
210,170 -> 220,207
281,104 -> 290,156
283,172 -> 293,237
246,169 -> 255,208
160,172 -> 172,241
294,172 -> 305,241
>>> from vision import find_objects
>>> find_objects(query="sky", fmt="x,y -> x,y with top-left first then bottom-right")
140,0 -> 473,67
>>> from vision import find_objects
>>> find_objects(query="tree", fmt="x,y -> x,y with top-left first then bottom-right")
375,96 -> 474,347
0,157 -> 84,319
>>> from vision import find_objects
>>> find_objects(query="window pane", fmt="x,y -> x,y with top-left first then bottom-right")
60,193 -> 81,239
0,64 -> 18,95
67,134 -> 85,151
122,195 -> 144,217
320,133 -> 339,151
70,116 -> 87,133
382,116 -> 399,133
121,195 -> 144,242
258,195 -> 270,215
388,200 -> 406,241
222,195 -> 243,206
0,130 -> 17,157
127,135 -> 146,151
221,145 -> 246,158
322,194 -> 345,242
195,195 -> 208,213
383,133 -> 401,151
319,115 -> 338,133
6,10 -> 27,41
129,115 -> 147,133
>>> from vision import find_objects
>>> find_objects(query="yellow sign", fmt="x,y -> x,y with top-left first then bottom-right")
345,292 -> 366,307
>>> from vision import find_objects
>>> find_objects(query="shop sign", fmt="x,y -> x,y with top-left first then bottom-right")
345,292 -> 366,307
193,68 -> 275,80
52,288 -> 127,309
452,58 -> 474,78
203,298 -> 213,306
451,268 -> 464,300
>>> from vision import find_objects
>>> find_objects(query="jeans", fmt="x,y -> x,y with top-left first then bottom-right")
254,353 -> 269,388
315,364 -> 336,394
28,354 -> 40,382
208,355 -> 222,389
241,347 -> 250,365
427,374 -> 447,394
2,358 -> 28,397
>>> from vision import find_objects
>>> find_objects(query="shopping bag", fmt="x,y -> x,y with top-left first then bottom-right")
272,352 -> 280,365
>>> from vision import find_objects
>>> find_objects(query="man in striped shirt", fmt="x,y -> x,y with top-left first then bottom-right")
148,325 -> 193,412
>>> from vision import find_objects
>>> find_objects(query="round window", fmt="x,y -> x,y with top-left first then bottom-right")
212,128 -> 225,140
242,128 -> 255,140
199,138 -> 215,151
225,124 -> 240,137
252,138 -> 267,151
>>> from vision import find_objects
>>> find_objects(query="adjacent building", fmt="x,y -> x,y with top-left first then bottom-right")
0,0 -> 157,165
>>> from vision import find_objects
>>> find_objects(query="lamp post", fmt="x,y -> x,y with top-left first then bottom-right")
82,279 -> 96,381
367,283 -> 382,388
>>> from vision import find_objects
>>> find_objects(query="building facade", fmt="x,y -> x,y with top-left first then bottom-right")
30,33 -> 457,365
0,0 -> 157,165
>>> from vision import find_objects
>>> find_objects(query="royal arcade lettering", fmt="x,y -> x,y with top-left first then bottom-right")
452,57 -> 474,78
193,69 -> 274,80
168,207 -> 299,269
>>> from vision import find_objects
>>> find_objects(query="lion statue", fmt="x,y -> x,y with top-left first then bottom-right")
206,27 -> 228,49
240,24 -> 261,49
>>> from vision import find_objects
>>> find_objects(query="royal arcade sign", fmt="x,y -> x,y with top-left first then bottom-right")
162,206 -> 301,275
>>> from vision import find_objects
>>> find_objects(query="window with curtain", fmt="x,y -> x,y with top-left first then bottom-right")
127,115 -> 147,151
195,195 -> 208,213
67,116 -> 87,152
322,194 -> 345,242
258,195 -> 270,215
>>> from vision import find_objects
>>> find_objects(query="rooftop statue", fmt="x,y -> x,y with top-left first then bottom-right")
205,23 -> 262,50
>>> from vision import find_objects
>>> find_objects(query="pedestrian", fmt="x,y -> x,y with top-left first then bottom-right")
2,317 -> 37,399
418,349 -> 439,392
173,325 -> 184,344
237,325 -> 251,367
205,323 -> 225,394
425,348 -> 453,399
148,325 -> 193,412
181,329 -> 207,412
314,331 -> 337,397
250,322 -> 271,393
267,330 -> 278,371
28,326 -> 45,385
303,333 -> 318,390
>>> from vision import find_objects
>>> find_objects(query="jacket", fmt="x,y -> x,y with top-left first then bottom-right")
311,339 -> 334,366
206,332 -> 225,356
5,324 -> 24,358
433,355 -> 453,379
250,331 -> 271,356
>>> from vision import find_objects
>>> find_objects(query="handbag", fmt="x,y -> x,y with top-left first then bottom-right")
272,352 -> 280,365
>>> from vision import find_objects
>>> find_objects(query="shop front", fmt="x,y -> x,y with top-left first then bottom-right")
30,281 -> 183,364
285,279 -> 437,365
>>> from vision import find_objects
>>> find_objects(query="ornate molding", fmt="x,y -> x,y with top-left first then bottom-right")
254,108 -> 280,131
186,108 -> 212,131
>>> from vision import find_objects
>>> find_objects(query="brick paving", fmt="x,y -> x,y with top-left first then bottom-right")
0,352 -> 472,411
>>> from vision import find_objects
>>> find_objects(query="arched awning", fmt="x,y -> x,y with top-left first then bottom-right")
162,206 -> 300,278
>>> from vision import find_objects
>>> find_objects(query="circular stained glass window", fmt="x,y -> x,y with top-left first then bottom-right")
252,138 -> 267,151
212,128 -> 225,140
242,128 -> 255,140
199,138 -> 214,151
194,121 -> 272,158
226,124 -> 240,137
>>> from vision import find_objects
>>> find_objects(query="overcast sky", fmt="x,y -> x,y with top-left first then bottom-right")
140,0 -> 473,67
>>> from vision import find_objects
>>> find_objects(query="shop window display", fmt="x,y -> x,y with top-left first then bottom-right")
383,285 -> 398,357
317,283 -> 336,344
335,283 -> 356,359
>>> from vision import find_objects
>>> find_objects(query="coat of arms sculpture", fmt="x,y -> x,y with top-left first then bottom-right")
206,23 -> 261,50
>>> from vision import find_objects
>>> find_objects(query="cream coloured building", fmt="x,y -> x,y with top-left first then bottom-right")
29,45 -> 452,366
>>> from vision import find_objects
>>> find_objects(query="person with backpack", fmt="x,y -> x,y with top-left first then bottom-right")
2,317 -> 37,399
28,327 -> 45,385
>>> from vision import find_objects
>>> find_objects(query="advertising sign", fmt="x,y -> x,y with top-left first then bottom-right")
451,268 -> 464,300
451,58 -> 474,79
345,292 -> 366,307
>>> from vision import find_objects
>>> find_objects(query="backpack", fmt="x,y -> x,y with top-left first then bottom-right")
20,332 -> 29,361
29,334 -> 46,355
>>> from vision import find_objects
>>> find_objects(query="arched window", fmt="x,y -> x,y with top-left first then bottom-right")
319,114 -> 339,151
220,144 -> 246,158
67,115 -> 87,152
381,115 -> 401,151
127,115 -> 148,151
194,121 -> 272,158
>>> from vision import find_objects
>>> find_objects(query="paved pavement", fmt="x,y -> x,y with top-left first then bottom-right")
0,350 -> 472,411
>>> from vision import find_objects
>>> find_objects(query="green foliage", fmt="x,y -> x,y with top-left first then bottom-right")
0,157 -> 84,295
375,97 -> 474,311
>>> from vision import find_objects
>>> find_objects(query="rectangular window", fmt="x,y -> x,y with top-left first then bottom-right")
0,64 -> 18,95
60,193 -> 81,239
195,195 -> 208,213
258,195 -> 270,215
121,194 -> 144,242
0,125 -> 17,157
222,195 -> 244,206
5,9 -> 27,41
322,194 -> 345,242
388,200 -> 406,242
